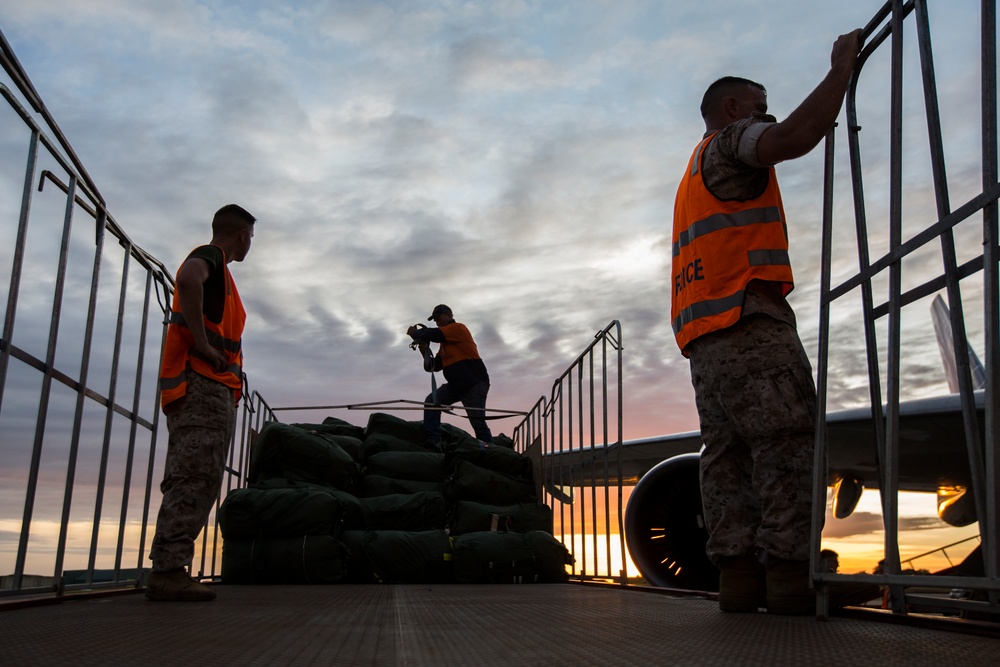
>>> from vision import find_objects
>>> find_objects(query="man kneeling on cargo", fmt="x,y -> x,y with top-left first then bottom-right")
406,304 -> 493,449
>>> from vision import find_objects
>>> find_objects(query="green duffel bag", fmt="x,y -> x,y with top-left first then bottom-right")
445,460 -> 536,505
221,534 -> 348,584
439,423 -> 478,451
449,500 -> 553,535
364,451 -> 446,483
446,442 -> 533,480
323,416 -> 367,441
250,478 -> 365,531
362,432 -> 431,458
436,427 -> 514,452
492,433 -> 516,449
360,475 -> 442,498
218,485 -> 343,540
324,434 -> 365,463
285,424 -> 365,463
360,491 -> 449,531
364,412 -> 424,443
290,418 -> 363,438
339,530 -> 376,583
250,422 -> 361,492
451,530 -> 572,584
362,530 -> 453,584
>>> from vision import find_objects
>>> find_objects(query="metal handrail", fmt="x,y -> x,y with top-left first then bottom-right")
1,32 -> 172,597
813,0 -> 1000,618
512,321 -> 626,584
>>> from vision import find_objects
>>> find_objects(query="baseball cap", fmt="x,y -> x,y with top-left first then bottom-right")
428,304 -> 452,320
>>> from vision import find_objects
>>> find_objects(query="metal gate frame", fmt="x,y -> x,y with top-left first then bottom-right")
1,27 -> 173,596
513,321 -> 627,584
811,0 -> 1000,618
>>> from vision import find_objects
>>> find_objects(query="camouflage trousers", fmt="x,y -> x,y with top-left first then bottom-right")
149,370 -> 235,573
686,314 -> 819,564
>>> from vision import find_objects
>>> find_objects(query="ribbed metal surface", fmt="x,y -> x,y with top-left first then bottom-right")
1,584 -> 997,666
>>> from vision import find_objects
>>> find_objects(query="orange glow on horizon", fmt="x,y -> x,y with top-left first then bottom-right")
549,485 -> 983,583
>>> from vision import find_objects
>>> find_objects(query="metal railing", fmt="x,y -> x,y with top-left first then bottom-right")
900,535 -> 982,573
2,27 -> 171,596
0,26 -> 280,598
812,0 -> 1000,618
512,321 -> 626,584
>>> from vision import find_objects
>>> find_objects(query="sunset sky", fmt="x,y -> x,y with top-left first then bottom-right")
1,1 -> 993,576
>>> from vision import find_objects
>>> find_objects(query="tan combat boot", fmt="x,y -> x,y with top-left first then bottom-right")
766,558 -> 814,615
145,568 -> 217,602
717,554 -> 765,613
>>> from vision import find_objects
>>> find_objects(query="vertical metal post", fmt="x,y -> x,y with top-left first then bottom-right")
116,269 -> 154,577
16,174 -> 77,586
882,0 -> 906,613
614,323 -> 626,585
54,200 -> 107,585
981,0 -> 1000,596
137,279 -> 171,578
581,355 -> 594,577
812,125 -> 837,618
87,234 -> 131,579
0,130 -> 38,414
846,14 -> 889,528
597,340 -> 606,577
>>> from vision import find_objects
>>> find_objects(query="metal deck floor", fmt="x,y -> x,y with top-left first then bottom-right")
2,584 -> 997,666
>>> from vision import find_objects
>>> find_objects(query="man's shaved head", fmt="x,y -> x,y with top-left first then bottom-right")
700,76 -> 766,119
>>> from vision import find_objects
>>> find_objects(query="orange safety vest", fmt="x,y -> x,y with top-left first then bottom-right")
671,132 -> 793,353
159,246 -> 245,409
437,322 -> 482,368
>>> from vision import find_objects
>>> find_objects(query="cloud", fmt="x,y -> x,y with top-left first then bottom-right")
1,1 -> 991,441
823,507 -> 951,539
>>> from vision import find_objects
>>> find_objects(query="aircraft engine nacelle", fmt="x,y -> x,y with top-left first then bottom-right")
623,453 -> 719,592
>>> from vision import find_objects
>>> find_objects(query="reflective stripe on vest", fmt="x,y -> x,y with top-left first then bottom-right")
167,311 -> 243,353
670,133 -> 793,353
672,205 -> 785,258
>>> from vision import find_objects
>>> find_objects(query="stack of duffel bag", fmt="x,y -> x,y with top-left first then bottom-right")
219,412 -> 572,585
439,422 -> 572,583
342,412 -> 452,583
219,418 -> 364,583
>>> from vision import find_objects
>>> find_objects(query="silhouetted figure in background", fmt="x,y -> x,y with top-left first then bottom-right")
407,304 -> 492,448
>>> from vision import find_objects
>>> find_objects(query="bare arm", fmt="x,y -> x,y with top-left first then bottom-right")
756,29 -> 862,165
175,257 -> 229,372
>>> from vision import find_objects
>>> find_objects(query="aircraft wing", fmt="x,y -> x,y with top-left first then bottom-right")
537,430 -> 704,488
540,390 -> 984,493
824,390 -> 983,493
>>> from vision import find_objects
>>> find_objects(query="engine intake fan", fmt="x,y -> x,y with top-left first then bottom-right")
623,453 -> 719,591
